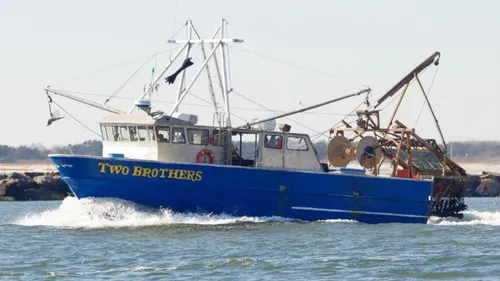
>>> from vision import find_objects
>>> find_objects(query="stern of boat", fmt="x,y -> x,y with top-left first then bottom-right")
430,176 -> 467,219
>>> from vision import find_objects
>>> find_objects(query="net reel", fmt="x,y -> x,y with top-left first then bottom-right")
327,135 -> 383,169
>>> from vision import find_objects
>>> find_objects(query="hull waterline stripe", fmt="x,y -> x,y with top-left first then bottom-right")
291,207 -> 429,219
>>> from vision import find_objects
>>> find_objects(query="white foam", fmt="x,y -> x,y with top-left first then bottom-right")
429,210 -> 500,226
12,197 -> 292,229
18,196 -> 497,227
319,219 -> 358,224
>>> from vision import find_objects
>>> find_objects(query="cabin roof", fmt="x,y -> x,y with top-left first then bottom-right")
99,112 -> 192,126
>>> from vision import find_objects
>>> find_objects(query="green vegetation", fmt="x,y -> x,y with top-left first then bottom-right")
0,139 -> 498,163
447,141 -> 500,162
0,140 -> 102,163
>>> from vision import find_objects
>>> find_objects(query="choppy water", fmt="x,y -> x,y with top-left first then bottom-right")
1,197 -> 500,280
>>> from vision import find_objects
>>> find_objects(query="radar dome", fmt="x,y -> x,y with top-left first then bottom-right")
249,118 -> 276,131
261,119 -> 277,131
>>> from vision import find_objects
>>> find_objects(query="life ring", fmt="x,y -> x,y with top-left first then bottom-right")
196,149 -> 216,164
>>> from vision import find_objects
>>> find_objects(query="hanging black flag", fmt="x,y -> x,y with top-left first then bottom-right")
165,57 -> 194,85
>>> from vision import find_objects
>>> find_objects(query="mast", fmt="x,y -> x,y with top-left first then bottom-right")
190,22 -> 221,126
219,19 -> 232,127
166,20 -> 243,123
44,20 -> 243,125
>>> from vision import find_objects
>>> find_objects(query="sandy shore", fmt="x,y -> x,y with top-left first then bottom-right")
0,163 -> 57,173
0,161 -> 498,174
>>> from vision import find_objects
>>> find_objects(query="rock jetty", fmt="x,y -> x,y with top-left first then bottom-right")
0,172 -> 71,201
472,172 -> 500,197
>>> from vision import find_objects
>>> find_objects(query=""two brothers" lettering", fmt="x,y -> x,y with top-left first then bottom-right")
97,162 -> 203,182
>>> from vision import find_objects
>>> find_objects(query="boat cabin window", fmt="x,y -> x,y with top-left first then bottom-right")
264,134 -> 283,150
172,127 -> 186,143
212,129 -> 227,146
148,126 -> 156,141
120,126 -> 130,141
100,125 -> 108,141
105,126 -> 114,141
101,125 -> 126,141
286,136 -> 308,151
156,126 -> 170,143
129,126 -> 138,141
112,126 -> 121,141
187,129 -> 209,145
137,126 -> 148,141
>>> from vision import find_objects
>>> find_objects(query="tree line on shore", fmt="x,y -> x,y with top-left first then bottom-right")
0,139 -> 498,163
0,140 -> 102,163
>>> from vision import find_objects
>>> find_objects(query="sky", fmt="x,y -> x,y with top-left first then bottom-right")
0,0 -> 499,147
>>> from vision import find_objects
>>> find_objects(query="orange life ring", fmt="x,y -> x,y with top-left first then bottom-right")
196,149 -> 216,164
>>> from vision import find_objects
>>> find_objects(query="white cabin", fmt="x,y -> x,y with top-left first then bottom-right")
98,111 -> 325,172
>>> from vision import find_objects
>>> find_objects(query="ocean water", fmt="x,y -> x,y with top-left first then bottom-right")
1,197 -> 500,280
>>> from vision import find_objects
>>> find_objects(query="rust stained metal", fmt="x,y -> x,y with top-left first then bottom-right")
373,51 -> 440,109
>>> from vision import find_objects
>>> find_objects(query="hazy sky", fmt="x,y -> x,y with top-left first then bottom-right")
1,0 -> 499,146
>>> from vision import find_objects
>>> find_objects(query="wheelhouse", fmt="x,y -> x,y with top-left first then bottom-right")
98,111 -> 325,172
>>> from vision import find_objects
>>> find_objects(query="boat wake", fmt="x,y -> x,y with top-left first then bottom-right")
429,210 -> 500,226
13,197 -> 498,227
13,197 -> 296,229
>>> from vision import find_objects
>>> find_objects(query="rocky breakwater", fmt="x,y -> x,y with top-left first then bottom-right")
467,172 -> 500,197
0,172 -> 71,201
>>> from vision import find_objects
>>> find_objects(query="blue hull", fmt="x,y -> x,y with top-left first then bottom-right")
49,155 -> 434,224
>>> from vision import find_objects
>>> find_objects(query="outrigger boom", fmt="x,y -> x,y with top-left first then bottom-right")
238,88 -> 371,130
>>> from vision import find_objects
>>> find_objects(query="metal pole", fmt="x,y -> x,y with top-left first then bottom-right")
414,74 -> 447,155
45,88 -> 124,114
174,21 -> 193,110
169,42 -> 222,115
239,132 -> 243,166
387,82 -> 409,127
191,22 -> 221,121
237,88 -> 371,129
220,19 -> 232,127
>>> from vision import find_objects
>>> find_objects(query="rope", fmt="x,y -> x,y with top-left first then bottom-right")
105,56 -> 153,105
226,21 -> 369,89
225,22 -> 371,139
53,89 -> 357,117
233,46 -> 370,89
413,64 -> 440,127
169,0 -> 180,61
57,46 -> 184,85
152,0 -> 165,76
377,65 -> 432,113
186,90 -> 250,124
51,100 -> 101,138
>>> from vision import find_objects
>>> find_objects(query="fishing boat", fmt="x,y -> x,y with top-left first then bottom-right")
44,20 -> 468,224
